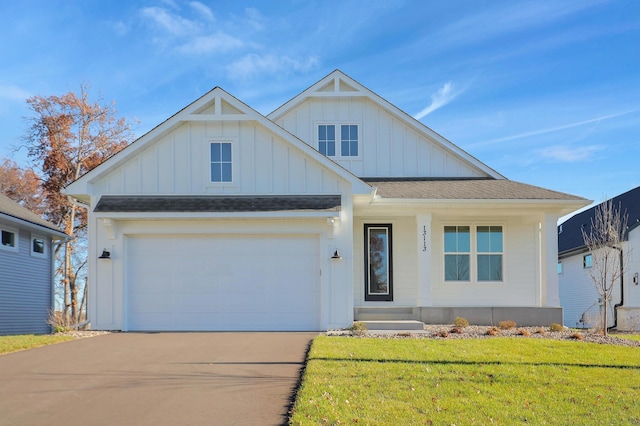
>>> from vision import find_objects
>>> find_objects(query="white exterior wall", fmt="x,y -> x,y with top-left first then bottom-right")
274,98 -> 486,179
351,212 -> 552,309
430,215 -> 540,307
93,120 -> 344,196
616,227 -> 640,330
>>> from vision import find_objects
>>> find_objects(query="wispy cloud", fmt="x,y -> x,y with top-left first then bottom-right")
189,1 -> 214,21
227,54 -> 320,80
0,85 -> 31,102
141,6 -> 200,37
413,82 -> 465,119
178,33 -> 244,54
472,109 -> 640,148
537,144 -> 605,162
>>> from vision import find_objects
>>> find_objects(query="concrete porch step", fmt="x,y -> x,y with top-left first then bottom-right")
361,320 -> 425,331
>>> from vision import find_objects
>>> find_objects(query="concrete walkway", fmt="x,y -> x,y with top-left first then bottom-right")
0,332 -> 319,426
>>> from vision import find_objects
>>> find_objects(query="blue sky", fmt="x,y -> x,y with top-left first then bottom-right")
1,0 -> 638,221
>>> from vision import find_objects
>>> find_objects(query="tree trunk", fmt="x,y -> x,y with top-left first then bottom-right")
602,295 -> 608,336
66,202 -> 78,323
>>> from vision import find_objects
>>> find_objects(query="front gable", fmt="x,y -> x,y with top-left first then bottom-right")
65,87 -> 371,202
268,70 -> 503,179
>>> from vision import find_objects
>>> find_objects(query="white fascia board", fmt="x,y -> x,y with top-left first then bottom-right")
0,213 -> 69,240
268,70 -> 504,180
368,198 -> 592,215
94,211 -> 341,220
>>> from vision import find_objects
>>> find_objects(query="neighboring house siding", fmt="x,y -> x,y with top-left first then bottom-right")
94,121 -> 344,196
559,248 -> 621,328
274,97 -> 486,178
0,225 -> 52,335
625,228 -> 640,307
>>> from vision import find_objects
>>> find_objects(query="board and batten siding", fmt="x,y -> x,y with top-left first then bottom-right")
273,97 -> 486,178
0,224 -> 52,335
94,120 -> 345,196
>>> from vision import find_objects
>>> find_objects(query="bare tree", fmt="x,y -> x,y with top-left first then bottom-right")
23,84 -> 135,324
581,199 -> 629,335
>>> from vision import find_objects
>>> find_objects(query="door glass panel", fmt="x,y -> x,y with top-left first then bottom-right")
368,228 -> 389,295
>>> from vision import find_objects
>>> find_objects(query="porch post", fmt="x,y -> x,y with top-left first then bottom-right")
541,213 -> 561,306
417,213 -> 432,306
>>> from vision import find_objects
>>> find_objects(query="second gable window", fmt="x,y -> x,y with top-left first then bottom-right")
210,142 -> 232,182
317,124 -> 359,157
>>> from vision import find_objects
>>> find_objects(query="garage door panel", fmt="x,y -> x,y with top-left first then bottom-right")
126,235 -> 319,331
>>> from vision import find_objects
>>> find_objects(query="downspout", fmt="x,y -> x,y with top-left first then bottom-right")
608,247 -> 624,332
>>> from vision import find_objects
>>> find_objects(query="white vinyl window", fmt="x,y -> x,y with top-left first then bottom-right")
583,254 -> 592,269
0,227 -> 18,252
317,124 -> 359,157
210,142 -> 232,183
444,225 -> 503,282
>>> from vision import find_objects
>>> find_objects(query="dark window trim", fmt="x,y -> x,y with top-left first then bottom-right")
364,223 -> 393,302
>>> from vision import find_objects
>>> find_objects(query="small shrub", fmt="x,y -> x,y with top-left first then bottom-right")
570,332 -> 583,340
498,320 -> 517,330
347,321 -> 367,336
47,309 -> 72,333
453,317 -> 469,327
549,323 -> 564,332
449,326 -> 464,334
517,328 -> 531,337
486,327 -> 500,336
534,328 -> 546,335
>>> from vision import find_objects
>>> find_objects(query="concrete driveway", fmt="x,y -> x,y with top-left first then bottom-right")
0,332 -> 318,426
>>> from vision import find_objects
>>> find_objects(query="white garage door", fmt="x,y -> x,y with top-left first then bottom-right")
126,235 -> 320,331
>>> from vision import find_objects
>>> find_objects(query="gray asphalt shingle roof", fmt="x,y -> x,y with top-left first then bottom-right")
94,195 -> 342,213
0,192 -> 65,235
363,178 -> 587,201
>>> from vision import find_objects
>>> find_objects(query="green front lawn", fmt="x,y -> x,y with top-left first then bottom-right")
0,334 -> 74,355
613,334 -> 640,342
290,336 -> 640,425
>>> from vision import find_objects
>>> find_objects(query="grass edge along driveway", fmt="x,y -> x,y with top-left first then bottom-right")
0,334 -> 74,355
290,336 -> 640,425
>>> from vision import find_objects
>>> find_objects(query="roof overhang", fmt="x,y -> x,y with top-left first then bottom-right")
0,212 -> 69,240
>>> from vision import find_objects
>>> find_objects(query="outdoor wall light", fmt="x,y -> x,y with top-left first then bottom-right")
98,249 -> 111,259
331,250 -> 342,260
634,272 -> 638,285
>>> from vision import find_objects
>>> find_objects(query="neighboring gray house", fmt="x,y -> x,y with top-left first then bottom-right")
0,193 -> 68,335
558,186 -> 640,330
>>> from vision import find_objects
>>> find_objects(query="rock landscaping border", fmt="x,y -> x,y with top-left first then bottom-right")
328,325 -> 640,347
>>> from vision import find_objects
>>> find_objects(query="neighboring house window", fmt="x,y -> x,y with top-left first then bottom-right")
31,235 -> 46,258
444,225 -> 504,282
444,226 -> 470,281
477,226 -> 503,281
0,227 -> 18,252
210,142 -> 232,182
583,254 -> 592,269
317,124 -> 359,157
557,261 -> 563,274
318,125 -> 335,156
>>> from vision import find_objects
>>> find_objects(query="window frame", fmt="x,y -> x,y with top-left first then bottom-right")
208,140 -> 234,184
30,233 -> 47,258
583,253 -> 593,269
557,261 -> 563,275
316,123 -> 361,158
364,223 -> 393,302
0,226 -> 19,253
443,223 -> 505,283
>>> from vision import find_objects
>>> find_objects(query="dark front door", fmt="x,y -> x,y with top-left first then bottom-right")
364,224 -> 393,301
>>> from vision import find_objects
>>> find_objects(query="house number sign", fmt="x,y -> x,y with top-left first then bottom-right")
422,225 -> 427,252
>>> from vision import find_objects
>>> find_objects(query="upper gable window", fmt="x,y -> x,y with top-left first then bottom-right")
317,124 -> 359,157
318,125 -> 335,156
210,142 -> 232,182
1,227 -> 18,252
